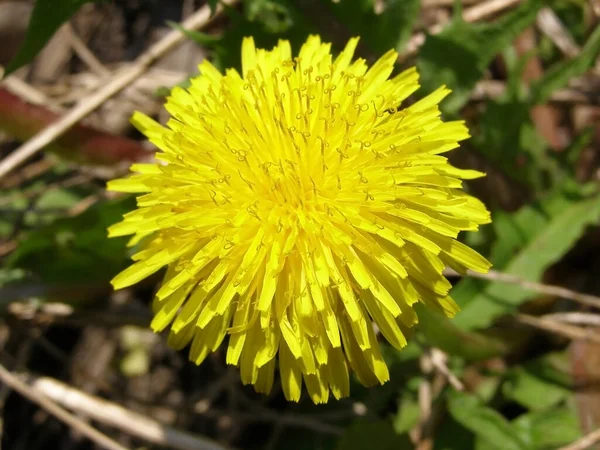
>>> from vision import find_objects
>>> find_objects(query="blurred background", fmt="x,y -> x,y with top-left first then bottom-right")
0,0 -> 599,449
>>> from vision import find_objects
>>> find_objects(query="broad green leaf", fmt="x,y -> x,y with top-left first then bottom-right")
454,191 -> 600,330
328,0 -> 420,54
448,392 -> 529,450
393,382 -> 421,434
4,0 -> 94,76
513,406 -> 582,449
503,367 -> 570,411
472,98 -> 543,186
504,352 -> 574,412
35,188 -> 82,210
336,420 -> 412,450
489,188 -> 578,268
416,304 -> 508,361
531,24 -> 600,104
417,0 -> 542,113
6,197 -> 134,284
451,187 -> 582,312
503,352 -> 573,413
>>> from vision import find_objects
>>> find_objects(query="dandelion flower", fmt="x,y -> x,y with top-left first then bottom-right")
108,35 -> 491,403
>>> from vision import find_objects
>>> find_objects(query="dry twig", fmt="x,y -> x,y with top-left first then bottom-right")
536,7 -> 580,58
1,76 -> 61,109
471,79 -> 594,103
445,268 -> 600,310
429,348 -> 464,391
413,350 -> 449,450
0,364 -> 127,450
515,314 -> 600,344
0,0 -> 238,181
541,312 -> 600,328
66,23 -> 111,77
558,428 -> 600,450
19,373 -> 229,450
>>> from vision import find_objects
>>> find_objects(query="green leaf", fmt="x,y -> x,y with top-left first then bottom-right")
451,187 -> 580,313
472,98 -> 542,186
203,1 -> 315,72
167,22 -> 221,46
336,420 -> 412,450
504,351 -> 573,412
454,190 -> 600,330
35,188 -> 82,210
470,45 -> 574,190
489,188 -> 579,268
513,406 -> 582,449
448,392 -> 529,450
417,0 -> 542,113
6,197 -> 134,284
394,388 -> 420,434
415,303 -> 508,361
503,367 -> 570,411
4,0 -> 94,76
328,0 -> 420,54
0,268 -> 27,288
531,24 -> 600,104
245,0 -> 296,34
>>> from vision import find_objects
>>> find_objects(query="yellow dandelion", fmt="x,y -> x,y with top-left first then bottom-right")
107,35 -> 491,404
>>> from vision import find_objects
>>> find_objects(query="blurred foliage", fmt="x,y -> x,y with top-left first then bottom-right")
454,186 -> 600,330
328,0 -> 420,54
5,196 -> 133,285
417,0 -> 543,114
532,24 -> 600,103
3,0 -> 600,449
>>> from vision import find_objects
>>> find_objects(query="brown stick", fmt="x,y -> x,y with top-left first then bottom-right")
445,268 -> 600,310
515,314 -> 600,344
0,0 -> 238,180
20,373 -> 229,450
0,364 -> 128,450
558,428 -> 600,450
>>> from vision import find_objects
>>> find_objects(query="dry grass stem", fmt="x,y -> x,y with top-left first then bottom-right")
471,79 -> 594,103
20,373 -> 229,450
445,268 -> 600,310
541,312 -> 600,328
430,348 -> 464,391
0,364 -> 128,450
558,428 -> 600,450
1,76 -> 62,109
0,0 -> 238,181
66,23 -> 111,77
536,7 -> 581,58
516,314 -> 600,344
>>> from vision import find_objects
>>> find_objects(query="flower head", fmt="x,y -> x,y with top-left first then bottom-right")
108,35 -> 491,403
